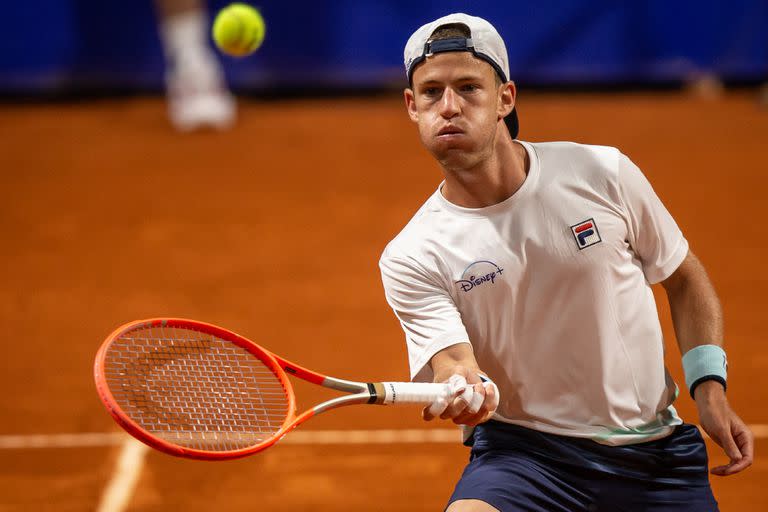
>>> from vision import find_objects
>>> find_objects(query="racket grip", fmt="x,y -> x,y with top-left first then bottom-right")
377,382 -> 452,405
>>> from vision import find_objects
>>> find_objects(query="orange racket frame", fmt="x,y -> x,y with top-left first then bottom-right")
94,318 -> 451,460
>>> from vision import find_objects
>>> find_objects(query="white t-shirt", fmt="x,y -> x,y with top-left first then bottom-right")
379,141 -> 689,446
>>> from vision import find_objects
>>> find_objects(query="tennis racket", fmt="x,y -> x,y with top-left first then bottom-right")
94,318 -> 451,460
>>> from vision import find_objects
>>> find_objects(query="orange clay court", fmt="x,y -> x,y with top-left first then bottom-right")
0,91 -> 766,510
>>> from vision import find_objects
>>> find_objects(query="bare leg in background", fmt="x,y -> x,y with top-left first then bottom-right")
155,0 -> 236,131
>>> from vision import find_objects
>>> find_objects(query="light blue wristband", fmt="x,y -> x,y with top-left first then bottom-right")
682,345 -> 727,398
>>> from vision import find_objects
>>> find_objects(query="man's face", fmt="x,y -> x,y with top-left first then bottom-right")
405,52 -> 515,170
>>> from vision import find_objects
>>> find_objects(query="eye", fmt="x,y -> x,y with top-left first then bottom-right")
422,87 -> 440,96
460,83 -> 479,93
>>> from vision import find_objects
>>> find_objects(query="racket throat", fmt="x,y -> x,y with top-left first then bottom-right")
311,392 -> 372,415
369,382 -> 387,405
366,383 -> 380,404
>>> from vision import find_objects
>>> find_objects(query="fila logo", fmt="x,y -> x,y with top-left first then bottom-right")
570,218 -> 602,250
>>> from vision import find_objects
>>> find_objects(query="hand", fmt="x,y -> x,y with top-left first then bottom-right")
694,380 -> 754,476
422,366 -> 499,426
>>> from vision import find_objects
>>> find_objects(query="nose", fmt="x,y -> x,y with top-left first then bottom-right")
438,87 -> 460,119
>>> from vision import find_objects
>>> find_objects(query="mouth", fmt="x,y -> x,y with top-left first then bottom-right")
437,125 -> 464,137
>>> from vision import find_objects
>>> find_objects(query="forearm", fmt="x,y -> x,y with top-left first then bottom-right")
664,253 -> 724,355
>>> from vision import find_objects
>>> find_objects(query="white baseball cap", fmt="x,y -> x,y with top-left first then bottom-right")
403,13 -> 519,138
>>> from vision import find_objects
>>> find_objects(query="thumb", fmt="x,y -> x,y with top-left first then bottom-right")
716,425 -> 742,463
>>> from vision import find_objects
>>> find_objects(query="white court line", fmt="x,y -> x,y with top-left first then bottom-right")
0,429 -> 460,449
95,437 -> 148,512
0,432 -> 125,449
0,425 -> 767,449
3,427 -> 766,512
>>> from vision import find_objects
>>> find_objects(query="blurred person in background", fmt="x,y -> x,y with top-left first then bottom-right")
760,81 -> 768,108
155,0 -> 235,131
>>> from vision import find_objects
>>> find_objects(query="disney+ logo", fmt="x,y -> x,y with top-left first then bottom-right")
456,260 -> 504,293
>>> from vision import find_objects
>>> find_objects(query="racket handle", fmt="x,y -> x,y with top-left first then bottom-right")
375,382 -> 452,405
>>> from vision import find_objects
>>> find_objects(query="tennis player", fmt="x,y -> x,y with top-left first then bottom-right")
379,13 -> 753,512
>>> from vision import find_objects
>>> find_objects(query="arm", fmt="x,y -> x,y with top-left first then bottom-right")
422,343 -> 498,426
661,251 -> 753,476
379,254 -> 498,426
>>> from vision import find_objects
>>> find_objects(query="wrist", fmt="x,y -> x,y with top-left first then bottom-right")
693,379 -> 726,403
682,345 -> 728,399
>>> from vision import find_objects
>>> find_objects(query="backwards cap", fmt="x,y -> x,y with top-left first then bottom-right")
403,13 -> 519,139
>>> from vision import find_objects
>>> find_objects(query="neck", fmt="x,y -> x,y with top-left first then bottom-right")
440,131 -> 529,209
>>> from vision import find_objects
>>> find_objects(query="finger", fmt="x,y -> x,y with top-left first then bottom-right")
711,456 -> 752,476
423,397 -> 449,421
441,388 -> 475,419
732,420 -> 755,461
453,384 -> 498,425
467,383 -> 486,415
437,374 -> 472,419
727,455 -> 753,474
709,423 -> 742,465
723,420 -> 755,474
721,431 -> 743,465
707,426 -> 744,476
483,381 -> 499,412
452,404 -> 488,425
441,393 -> 472,419
459,385 -> 474,406
448,374 -> 468,394
453,413 -> 481,426
453,408 -> 494,426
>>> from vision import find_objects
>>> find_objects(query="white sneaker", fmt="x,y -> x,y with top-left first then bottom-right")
165,54 -> 236,132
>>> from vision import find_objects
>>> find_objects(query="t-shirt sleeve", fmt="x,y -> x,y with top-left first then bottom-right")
379,253 -> 470,382
618,153 -> 689,284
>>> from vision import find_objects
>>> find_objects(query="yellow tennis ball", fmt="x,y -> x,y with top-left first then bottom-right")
212,3 -> 266,57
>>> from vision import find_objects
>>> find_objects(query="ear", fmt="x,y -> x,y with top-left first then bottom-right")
497,81 -> 517,120
404,88 -> 419,123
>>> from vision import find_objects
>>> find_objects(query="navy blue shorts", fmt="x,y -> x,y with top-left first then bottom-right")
448,421 -> 718,512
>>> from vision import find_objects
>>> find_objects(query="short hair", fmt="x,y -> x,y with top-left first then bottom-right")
427,23 -> 503,86
429,23 -> 471,41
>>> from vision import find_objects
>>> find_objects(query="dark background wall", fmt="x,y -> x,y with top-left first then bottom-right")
1,0 -> 766,93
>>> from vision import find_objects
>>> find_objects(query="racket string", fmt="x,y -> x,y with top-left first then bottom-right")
103,325 -> 291,452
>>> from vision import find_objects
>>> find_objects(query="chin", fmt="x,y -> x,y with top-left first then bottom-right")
434,148 -> 481,170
